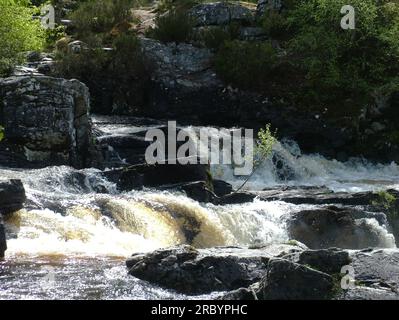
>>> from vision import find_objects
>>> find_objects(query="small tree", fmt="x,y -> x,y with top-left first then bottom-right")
234,124 -> 277,193
0,0 -> 45,76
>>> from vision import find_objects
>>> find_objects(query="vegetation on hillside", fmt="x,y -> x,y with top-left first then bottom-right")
53,0 -> 153,113
0,0 -> 45,76
215,0 -> 399,119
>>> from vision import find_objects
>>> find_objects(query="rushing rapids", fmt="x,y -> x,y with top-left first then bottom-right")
1,119 -> 398,299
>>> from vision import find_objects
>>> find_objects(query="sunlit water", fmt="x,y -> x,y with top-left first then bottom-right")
1,123 -> 398,299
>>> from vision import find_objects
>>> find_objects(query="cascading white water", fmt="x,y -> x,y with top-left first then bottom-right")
1,121 -> 398,299
211,139 -> 399,193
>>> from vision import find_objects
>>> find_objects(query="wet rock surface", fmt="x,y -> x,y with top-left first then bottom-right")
127,244 -> 305,294
127,245 -> 399,300
0,179 -> 26,215
0,179 -> 26,259
255,186 -> 399,206
257,258 -> 334,300
287,206 -> 393,249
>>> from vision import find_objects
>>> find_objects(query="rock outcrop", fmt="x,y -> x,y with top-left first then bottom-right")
0,76 -> 92,168
0,179 -> 26,215
127,246 -> 399,300
189,2 -> 254,27
126,244 -> 305,294
257,258 -> 334,300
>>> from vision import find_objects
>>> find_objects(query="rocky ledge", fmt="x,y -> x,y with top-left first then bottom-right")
126,245 -> 399,300
0,179 -> 26,258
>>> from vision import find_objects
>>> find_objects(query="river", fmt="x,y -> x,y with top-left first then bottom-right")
1,118 -> 398,299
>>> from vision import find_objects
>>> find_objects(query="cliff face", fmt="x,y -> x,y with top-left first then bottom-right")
0,76 -> 93,168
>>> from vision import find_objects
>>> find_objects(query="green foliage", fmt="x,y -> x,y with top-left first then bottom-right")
45,25 -> 66,49
281,0 -> 398,116
54,0 -> 152,112
0,126 -> 4,142
156,0 -> 200,13
234,124 -> 277,192
214,40 -> 279,91
0,0 -> 45,76
55,32 -> 152,112
69,0 -> 135,40
198,22 -> 241,50
372,190 -> 398,223
216,0 -> 399,118
372,190 -> 397,210
255,124 -> 277,165
148,10 -> 195,43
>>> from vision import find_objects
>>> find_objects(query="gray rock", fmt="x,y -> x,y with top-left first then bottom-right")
350,249 -> 399,291
257,0 -> 283,16
0,76 -> 92,168
337,286 -> 399,300
239,27 -> 268,41
67,40 -> 88,54
0,179 -> 26,215
127,244 -> 305,294
140,37 -> 222,90
189,2 -> 254,27
298,248 -> 351,274
287,207 -> 395,249
258,258 -> 334,300
371,122 -> 386,132
0,219 -> 6,259
254,186 -> 399,207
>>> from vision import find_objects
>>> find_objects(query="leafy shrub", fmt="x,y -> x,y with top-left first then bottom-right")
217,0 -> 399,118
198,22 -> 242,50
44,25 -> 67,49
214,40 -> 279,91
156,0 -> 200,13
147,10 -> 195,43
0,0 -> 45,76
69,0 -> 135,40
54,32 -> 152,113
54,0 -> 153,113
0,126 -> 4,142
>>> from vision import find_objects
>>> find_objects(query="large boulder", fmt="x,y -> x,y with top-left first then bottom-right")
257,258 -> 334,300
104,162 -> 212,192
189,2 -> 254,27
140,37 -> 221,92
0,76 -> 92,168
298,248 -> 351,274
127,244 -> 305,294
287,206 -> 395,249
0,179 -> 26,215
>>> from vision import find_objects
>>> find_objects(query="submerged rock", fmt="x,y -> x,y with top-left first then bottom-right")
127,244 -> 305,294
287,206 -> 394,249
0,76 -> 92,168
